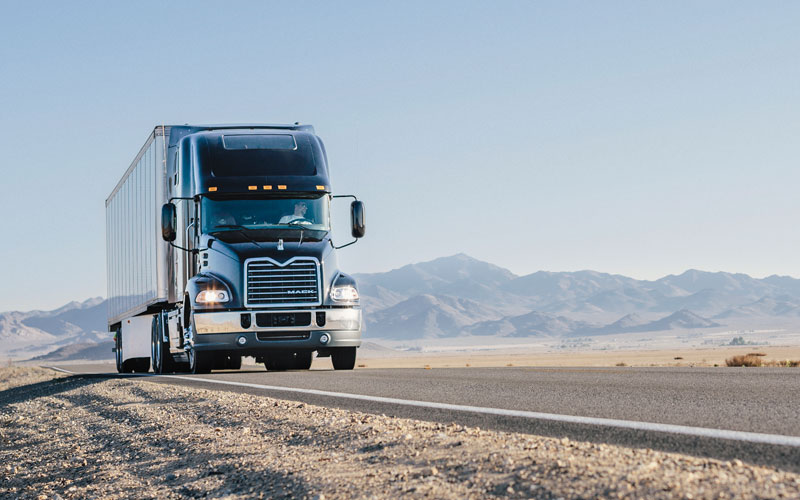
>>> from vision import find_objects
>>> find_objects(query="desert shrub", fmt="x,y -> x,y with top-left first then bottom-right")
762,359 -> 800,367
615,362 -> 627,367
746,352 -> 767,357
727,356 -> 800,367
725,355 -> 762,367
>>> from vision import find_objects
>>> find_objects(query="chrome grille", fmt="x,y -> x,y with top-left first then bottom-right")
245,258 -> 320,307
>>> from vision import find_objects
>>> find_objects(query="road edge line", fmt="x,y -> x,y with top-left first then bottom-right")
48,367 -> 800,449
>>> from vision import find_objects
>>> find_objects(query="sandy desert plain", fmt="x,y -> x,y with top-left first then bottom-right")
27,330 -> 800,370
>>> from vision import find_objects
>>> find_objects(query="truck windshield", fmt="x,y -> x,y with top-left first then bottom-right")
201,196 -> 330,242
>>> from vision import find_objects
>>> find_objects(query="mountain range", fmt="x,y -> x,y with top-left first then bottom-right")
355,254 -> 800,339
4,254 -> 800,359
0,298 -> 110,360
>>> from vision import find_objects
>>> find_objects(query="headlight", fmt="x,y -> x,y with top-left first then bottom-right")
196,290 -> 230,304
331,285 -> 359,302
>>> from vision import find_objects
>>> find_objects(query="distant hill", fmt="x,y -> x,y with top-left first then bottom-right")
357,255 -> 800,339
365,294 -> 507,339
465,310 -> 592,338
5,254 -> 800,355
0,298 -> 109,360
30,341 -> 114,362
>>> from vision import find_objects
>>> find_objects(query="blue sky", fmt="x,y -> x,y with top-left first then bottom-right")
1,1 -> 799,311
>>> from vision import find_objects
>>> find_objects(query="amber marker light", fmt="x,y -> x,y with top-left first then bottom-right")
248,185 -> 257,190
263,185 -> 272,190
316,185 -> 326,190
208,187 -> 218,192
278,185 -> 287,190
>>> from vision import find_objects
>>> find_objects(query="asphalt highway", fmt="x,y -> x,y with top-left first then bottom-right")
56,364 -> 800,471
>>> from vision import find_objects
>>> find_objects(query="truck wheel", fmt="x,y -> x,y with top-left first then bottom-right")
188,348 -> 213,374
331,347 -> 356,371
293,351 -> 313,370
151,314 -> 174,374
115,328 -> 134,374
115,329 -> 126,373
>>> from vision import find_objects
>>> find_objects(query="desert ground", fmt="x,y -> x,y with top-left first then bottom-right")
351,345 -> 800,369
2,366 -> 800,499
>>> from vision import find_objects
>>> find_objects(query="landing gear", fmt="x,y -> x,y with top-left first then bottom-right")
331,347 -> 356,371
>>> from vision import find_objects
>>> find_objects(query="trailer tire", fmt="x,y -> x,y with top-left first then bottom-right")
151,314 -> 174,374
331,347 -> 357,370
115,328 -> 135,374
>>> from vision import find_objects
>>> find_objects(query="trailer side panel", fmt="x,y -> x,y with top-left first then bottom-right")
106,128 -> 170,326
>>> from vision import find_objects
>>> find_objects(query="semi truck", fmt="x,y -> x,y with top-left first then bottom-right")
106,124 -> 365,374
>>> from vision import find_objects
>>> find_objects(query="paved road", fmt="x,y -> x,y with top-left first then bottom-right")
57,364 -> 800,471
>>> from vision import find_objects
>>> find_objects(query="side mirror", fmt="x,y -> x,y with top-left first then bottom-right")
351,201 -> 366,238
161,203 -> 177,242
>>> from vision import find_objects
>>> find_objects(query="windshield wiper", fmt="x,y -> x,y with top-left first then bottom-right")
287,220 -> 307,245
211,225 -> 263,248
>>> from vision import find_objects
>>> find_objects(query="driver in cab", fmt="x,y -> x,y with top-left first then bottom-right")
279,201 -> 312,224
214,211 -> 237,226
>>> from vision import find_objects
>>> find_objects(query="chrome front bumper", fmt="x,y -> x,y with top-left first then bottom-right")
191,308 -> 361,351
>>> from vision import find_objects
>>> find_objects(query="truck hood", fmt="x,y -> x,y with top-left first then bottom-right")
203,235 -> 332,264
193,235 -> 343,310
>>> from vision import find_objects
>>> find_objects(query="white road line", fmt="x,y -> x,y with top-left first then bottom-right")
50,367 -> 79,374
48,367 -> 800,448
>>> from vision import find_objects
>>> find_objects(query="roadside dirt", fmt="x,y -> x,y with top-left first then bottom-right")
353,345 -> 800,370
1,366 -> 799,499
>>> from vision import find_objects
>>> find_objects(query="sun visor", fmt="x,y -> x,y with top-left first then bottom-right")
192,132 -> 331,194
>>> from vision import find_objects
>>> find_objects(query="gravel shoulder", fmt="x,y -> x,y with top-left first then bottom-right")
1,367 -> 799,499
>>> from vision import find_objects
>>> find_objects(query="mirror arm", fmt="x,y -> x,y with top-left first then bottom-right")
332,194 -> 365,248
168,242 -> 207,254
333,239 -> 358,250
165,197 -> 203,253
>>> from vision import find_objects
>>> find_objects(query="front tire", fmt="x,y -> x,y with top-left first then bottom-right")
184,300 -> 212,374
331,347 -> 356,370
188,347 -> 213,374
